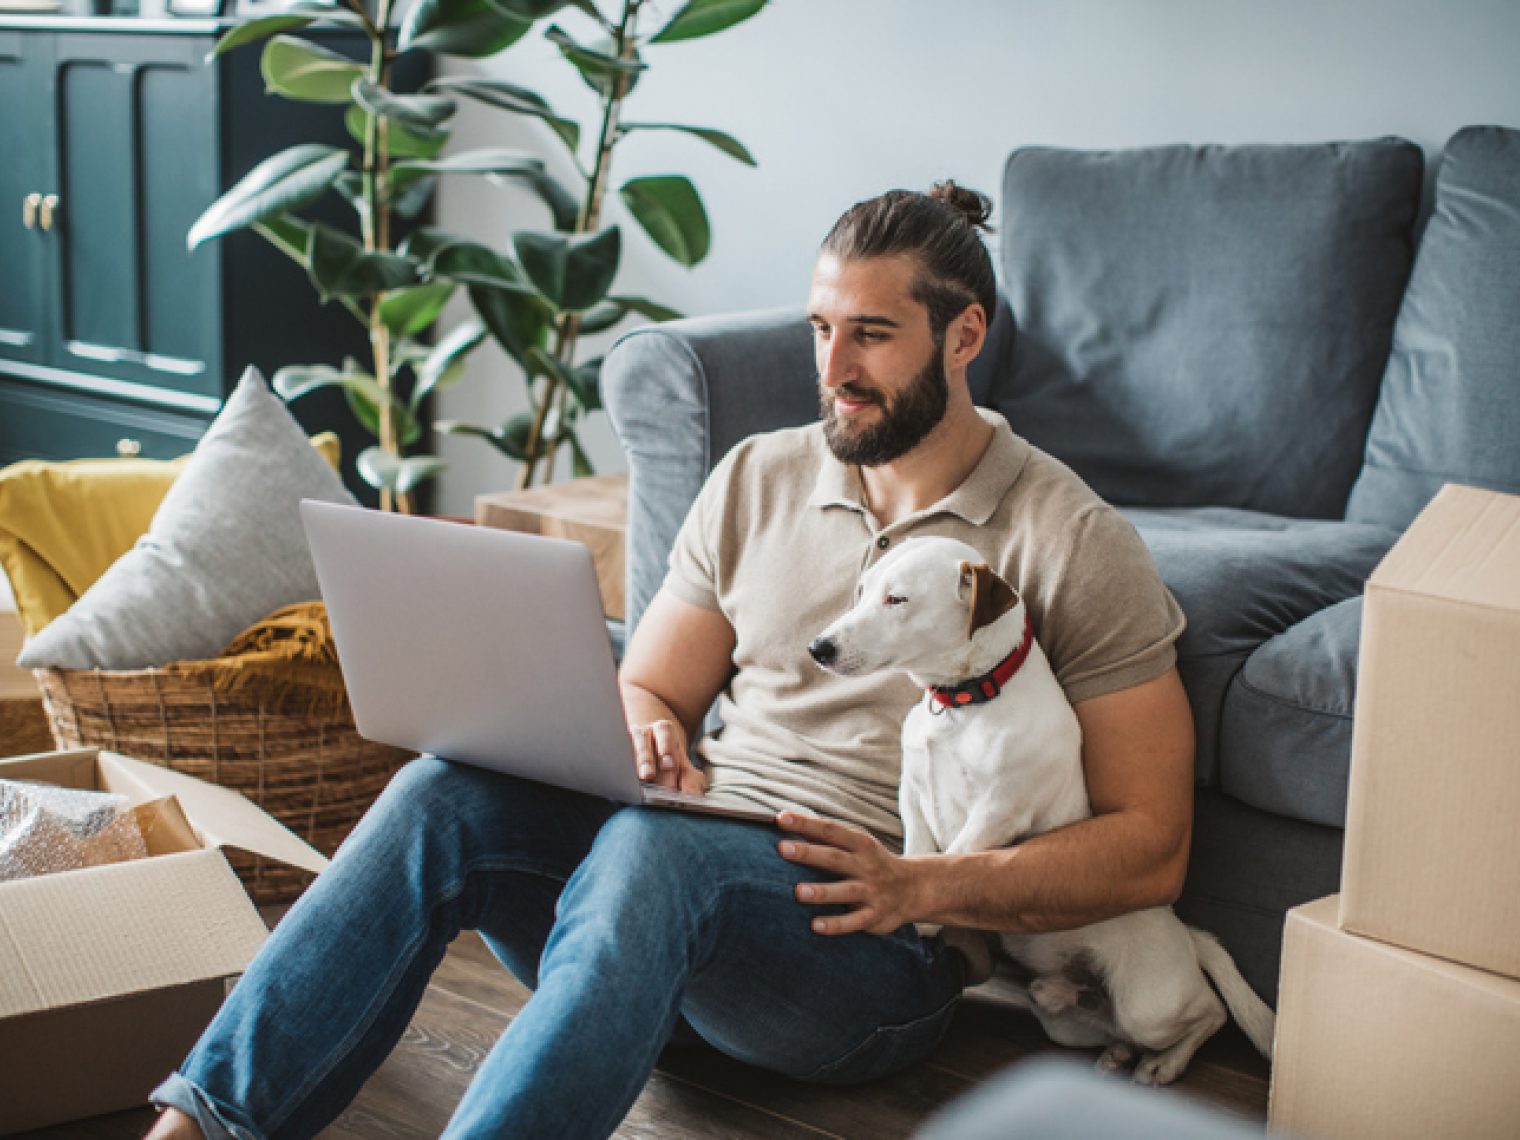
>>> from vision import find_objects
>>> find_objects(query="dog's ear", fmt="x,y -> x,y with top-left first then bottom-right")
959,561 -> 1019,639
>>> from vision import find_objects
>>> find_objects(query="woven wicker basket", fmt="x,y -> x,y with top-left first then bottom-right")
34,666 -> 411,904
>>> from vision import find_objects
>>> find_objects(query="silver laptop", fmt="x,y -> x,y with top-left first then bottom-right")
300,499 -> 774,825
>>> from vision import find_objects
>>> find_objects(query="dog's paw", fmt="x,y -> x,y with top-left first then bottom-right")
1133,1050 -> 1188,1087
1096,1042 -> 1135,1074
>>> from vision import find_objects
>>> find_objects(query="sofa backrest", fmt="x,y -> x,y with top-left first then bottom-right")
1345,126 -> 1520,530
992,139 -> 1424,519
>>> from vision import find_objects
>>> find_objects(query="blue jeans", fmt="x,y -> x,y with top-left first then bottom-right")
152,756 -> 965,1139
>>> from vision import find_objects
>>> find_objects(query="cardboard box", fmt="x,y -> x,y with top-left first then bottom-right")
0,748 -> 327,1134
1271,896 -> 1520,1140
475,473 -> 627,621
1340,483 -> 1520,978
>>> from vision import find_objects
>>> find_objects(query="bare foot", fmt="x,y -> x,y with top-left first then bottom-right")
143,1107 -> 204,1140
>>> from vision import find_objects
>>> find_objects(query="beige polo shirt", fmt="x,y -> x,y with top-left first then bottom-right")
663,409 -> 1186,845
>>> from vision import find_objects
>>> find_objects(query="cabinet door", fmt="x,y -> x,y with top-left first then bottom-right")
49,33 -> 221,402
0,30 -> 53,369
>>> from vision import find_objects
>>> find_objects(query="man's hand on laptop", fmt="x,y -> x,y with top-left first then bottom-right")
629,718 -> 707,795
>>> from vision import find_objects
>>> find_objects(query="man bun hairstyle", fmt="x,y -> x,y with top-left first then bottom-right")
820,179 -> 997,341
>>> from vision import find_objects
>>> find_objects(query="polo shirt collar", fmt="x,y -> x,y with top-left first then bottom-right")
806,409 -> 1029,526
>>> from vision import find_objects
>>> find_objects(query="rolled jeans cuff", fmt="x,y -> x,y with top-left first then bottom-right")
150,1073 -> 260,1140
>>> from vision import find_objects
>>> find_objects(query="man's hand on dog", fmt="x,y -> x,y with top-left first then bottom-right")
776,812 -> 923,936
629,718 -> 707,795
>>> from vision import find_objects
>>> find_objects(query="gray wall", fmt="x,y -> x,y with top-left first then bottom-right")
431,0 -> 1520,514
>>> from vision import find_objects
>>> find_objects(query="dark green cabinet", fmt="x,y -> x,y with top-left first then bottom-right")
0,18 -> 383,501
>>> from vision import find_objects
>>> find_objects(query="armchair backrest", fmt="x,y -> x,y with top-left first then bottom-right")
991,138 -> 1424,519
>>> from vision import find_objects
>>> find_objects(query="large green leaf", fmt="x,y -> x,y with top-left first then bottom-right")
649,0 -> 766,43
620,122 -> 755,166
398,0 -> 533,58
353,80 -> 456,133
261,35 -> 366,104
398,227 -> 453,262
272,362 -> 384,404
344,386 -> 424,448
610,294 -> 683,321
305,223 -> 421,300
545,24 -> 645,97
252,213 -> 314,268
344,105 -> 449,161
358,447 -> 445,494
430,242 -> 552,312
392,147 -> 543,179
520,170 -> 582,232
392,174 -> 437,219
436,414 -> 535,461
619,176 -> 710,265
413,318 -> 486,409
209,5 -> 362,60
425,77 -> 581,153
188,144 -> 348,249
568,355 -> 604,411
576,294 -> 682,334
469,285 -> 551,367
275,363 -> 420,446
513,226 -> 620,312
378,282 -> 456,339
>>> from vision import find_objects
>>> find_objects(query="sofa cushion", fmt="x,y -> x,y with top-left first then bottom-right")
17,368 -> 356,670
1219,596 -> 1362,828
1346,126 -> 1520,530
1122,508 -> 1396,784
997,138 -> 1423,519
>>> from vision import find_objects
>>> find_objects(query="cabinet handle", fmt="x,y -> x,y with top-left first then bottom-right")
22,192 -> 40,230
39,194 -> 59,232
116,438 -> 143,458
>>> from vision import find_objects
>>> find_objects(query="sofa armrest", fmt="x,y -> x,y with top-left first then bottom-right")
603,308 -> 816,638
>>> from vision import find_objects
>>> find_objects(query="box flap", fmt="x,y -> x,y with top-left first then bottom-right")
1371,483 -> 1520,612
96,752 -> 328,876
0,748 -> 101,791
0,849 -> 269,1019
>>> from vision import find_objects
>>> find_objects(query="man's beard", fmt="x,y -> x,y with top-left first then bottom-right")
821,348 -> 950,466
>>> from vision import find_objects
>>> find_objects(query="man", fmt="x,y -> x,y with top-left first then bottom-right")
148,183 -> 1191,1139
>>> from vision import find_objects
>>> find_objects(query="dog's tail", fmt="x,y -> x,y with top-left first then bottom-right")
1188,927 -> 1276,1058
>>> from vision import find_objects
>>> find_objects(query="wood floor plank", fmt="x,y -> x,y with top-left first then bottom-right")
428,933 -> 532,1015
655,1042 -> 974,1140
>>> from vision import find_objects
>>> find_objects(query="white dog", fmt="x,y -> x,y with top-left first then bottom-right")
807,535 -> 1275,1085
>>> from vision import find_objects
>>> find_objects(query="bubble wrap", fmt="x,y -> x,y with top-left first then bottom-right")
0,779 -> 149,883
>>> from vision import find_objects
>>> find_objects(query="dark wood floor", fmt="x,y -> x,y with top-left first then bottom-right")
23,925 -> 1270,1139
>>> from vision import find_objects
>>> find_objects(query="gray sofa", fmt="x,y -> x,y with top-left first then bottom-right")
601,125 -> 1520,1005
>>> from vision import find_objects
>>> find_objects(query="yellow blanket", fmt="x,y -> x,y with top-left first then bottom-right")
174,601 -> 350,717
0,436 -> 340,637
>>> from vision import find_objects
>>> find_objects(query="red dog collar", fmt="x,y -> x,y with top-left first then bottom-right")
928,615 -> 1035,710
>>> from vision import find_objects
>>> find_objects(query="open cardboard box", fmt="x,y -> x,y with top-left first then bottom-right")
0,748 -> 328,1134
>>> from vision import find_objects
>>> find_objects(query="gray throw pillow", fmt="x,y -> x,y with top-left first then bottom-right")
19,367 -> 356,670
993,138 -> 1424,519
1345,126 -> 1520,530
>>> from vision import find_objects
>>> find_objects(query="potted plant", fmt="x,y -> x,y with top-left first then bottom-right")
187,0 -> 764,510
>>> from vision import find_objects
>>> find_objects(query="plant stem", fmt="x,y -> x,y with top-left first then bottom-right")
517,0 -> 643,490
363,0 -> 411,511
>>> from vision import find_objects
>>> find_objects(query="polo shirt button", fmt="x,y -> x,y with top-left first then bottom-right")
877,536 -> 890,550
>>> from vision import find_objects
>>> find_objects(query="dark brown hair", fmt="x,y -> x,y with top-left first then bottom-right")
819,181 -> 996,341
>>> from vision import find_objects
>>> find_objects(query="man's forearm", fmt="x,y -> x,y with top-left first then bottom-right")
908,808 -> 1190,934
619,679 -> 699,745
